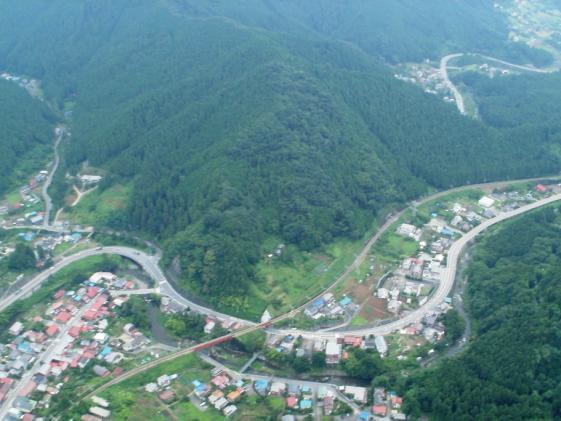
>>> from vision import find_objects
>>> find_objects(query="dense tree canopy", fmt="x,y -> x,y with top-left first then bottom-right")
405,207 -> 561,419
7,243 -> 36,271
0,1 -> 558,311
0,80 -> 54,195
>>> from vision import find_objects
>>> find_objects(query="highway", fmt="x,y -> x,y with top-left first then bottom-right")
274,192 -> 561,339
439,52 -> 556,116
440,53 -> 466,115
67,188 -> 561,402
0,246 -> 253,327
476,54 -> 555,73
3,180 -> 561,405
3,177 -> 560,328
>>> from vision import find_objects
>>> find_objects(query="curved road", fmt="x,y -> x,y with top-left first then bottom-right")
0,246 -> 253,327
276,192 -> 561,339
439,52 -> 556,116
2,177 -> 560,331
41,187 -> 559,404
440,53 -> 466,114
79,190 -> 561,400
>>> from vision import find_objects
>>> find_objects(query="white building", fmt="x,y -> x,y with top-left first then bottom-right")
9,321 -> 24,336
377,288 -> 389,299
375,336 -> 388,357
204,321 -> 216,334
80,175 -> 103,184
478,196 -> 495,208
341,386 -> 368,404
260,310 -> 271,323
325,342 -> 342,364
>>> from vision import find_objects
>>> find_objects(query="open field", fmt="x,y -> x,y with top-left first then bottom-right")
69,184 -> 131,226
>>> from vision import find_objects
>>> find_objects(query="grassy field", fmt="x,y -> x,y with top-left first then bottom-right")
253,234 -> 373,317
96,353 -> 283,421
173,401 -> 224,421
373,230 -> 419,265
69,183 -> 131,226
98,353 -> 216,420
350,314 -> 368,327
5,189 -> 22,206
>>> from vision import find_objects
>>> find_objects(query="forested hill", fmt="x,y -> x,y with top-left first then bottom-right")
0,80 -> 55,195
166,0 -> 553,66
0,1 -> 558,312
405,207 -> 561,419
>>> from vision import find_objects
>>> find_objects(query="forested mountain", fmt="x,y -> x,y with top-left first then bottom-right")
0,79 -> 54,195
0,1 -> 558,310
405,207 -> 561,419
167,0 -> 553,66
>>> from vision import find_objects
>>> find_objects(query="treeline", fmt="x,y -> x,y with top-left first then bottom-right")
0,80 -> 55,195
404,207 -> 561,419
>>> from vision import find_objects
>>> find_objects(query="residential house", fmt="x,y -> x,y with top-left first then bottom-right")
325,342 -> 342,364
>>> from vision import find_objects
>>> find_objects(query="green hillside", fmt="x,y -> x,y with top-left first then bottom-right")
0,79 -> 55,195
167,0 -> 553,65
405,207 -> 561,419
0,1 -> 558,314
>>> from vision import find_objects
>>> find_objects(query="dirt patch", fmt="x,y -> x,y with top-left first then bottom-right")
359,297 -> 390,321
314,254 -> 333,264
349,282 -> 371,302
64,193 -> 77,206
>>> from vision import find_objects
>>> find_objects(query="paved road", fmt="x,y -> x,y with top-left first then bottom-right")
276,193 -> 561,339
75,184 -> 561,401
439,52 -> 556,116
476,54 -> 554,73
1,224 -> 92,233
3,176 -> 559,330
440,53 -> 466,114
0,246 -> 252,327
0,297 -> 93,418
198,353 -> 362,415
42,128 -> 63,226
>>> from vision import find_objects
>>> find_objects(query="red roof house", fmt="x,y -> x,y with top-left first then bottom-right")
536,184 -> 547,193
343,335 -> 363,347
68,326 -> 82,338
83,309 -> 98,321
86,286 -> 99,299
45,325 -> 59,337
55,311 -> 72,323
373,404 -> 387,416
53,289 -> 65,300
286,396 -> 298,408
18,380 -> 36,397
391,396 -> 403,408
91,295 -> 108,311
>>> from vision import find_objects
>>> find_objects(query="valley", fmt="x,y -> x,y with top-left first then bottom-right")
0,1 -> 561,420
